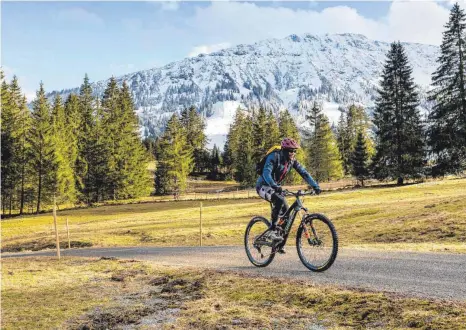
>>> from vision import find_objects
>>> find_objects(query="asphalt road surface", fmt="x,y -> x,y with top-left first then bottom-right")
4,246 -> 466,301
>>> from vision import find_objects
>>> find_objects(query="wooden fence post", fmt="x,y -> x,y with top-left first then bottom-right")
53,195 -> 60,260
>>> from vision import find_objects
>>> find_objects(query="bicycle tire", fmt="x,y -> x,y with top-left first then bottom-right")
296,213 -> 338,272
244,216 -> 276,267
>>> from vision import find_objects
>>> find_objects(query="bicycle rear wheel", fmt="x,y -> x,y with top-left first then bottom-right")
244,216 -> 276,267
296,213 -> 338,272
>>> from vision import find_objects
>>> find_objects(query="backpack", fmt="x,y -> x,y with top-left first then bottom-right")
256,145 -> 281,176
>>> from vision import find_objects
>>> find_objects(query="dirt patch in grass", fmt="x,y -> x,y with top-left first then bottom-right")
3,257 -> 466,330
1,239 -> 92,253
68,268 -> 205,330
177,270 -> 466,330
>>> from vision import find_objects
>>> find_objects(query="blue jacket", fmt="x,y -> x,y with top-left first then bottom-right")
255,150 -> 319,190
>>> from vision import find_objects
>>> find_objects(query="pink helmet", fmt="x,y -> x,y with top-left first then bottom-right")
281,137 -> 300,149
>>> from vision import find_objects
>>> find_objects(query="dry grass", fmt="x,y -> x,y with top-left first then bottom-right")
2,178 -> 466,253
2,257 -> 466,330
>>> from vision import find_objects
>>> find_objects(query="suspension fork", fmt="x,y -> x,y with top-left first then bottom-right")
300,210 -> 317,243
301,213 -> 321,245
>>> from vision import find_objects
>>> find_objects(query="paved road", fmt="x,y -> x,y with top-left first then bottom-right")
4,246 -> 466,301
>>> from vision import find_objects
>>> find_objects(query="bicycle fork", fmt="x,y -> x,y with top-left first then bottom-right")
302,217 -> 322,246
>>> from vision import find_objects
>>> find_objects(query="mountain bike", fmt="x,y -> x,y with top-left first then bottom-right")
244,189 -> 338,272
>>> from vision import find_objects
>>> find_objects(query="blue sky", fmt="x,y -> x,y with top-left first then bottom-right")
1,1 -> 457,100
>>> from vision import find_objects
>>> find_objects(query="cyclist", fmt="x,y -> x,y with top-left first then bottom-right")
256,137 -> 321,252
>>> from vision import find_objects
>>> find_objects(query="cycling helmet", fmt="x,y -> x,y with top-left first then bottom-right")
281,137 -> 300,149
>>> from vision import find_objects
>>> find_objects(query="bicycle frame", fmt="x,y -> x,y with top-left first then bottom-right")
275,194 -> 308,247
253,190 -> 315,249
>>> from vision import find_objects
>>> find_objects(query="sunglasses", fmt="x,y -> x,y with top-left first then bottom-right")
288,149 -> 298,154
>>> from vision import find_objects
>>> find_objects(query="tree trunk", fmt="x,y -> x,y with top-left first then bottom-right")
2,193 -> 6,216
36,151 -> 43,214
9,193 -> 12,215
456,23 -> 466,123
20,164 -> 25,215
36,172 -> 42,214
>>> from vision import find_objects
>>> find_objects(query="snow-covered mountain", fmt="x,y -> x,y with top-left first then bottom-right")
49,33 -> 440,149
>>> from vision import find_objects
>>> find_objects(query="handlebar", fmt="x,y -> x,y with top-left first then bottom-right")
281,189 -> 318,197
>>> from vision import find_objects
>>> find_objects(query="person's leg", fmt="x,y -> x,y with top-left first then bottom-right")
270,192 -> 288,229
271,192 -> 289,254
257,185 -> 275,223
257,186 -> 286,250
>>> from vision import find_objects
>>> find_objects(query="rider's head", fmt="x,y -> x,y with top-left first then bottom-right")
280,137 -> 300,161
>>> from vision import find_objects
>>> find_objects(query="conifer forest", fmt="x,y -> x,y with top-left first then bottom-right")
2,4 -> 465,215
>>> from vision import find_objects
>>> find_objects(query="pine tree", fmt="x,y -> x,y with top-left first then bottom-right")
51,94 -> 76,204
351,132 -> 370,186
29,83 -> 57,213
337,105 -> 374,175
347,105 -> 374,154
117,81 -> 151,198
1,76 -> 33,215
92,98 -> 112,202
76,74 -> 97,204
16,95 -> 33,214
180,106 -> 207,173
1,72 -> 15,214
279,109 -> 306,184
51,94 -> 76,203
307,114 -> 344,182
222,138 -> 233,178
428,3 -> 466,175
372,42 -> 426,185
224,108 -> 247,179
235,112 -> 256,186
155,114 -> 193,194
64,94 -> 81,198
278,109 -> 299,139
209,144 -> 222,178
336,111 -> 351,175
252,107 -> 268,163
264,109 -> 280,149
305,100 -> 322,140
101,77 -> 121,199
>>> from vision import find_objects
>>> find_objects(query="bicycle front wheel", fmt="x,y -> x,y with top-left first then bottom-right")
244,216 -> 276,267
296,213 -> 338,272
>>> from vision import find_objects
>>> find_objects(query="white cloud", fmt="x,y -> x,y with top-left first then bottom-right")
188,42 -> 232,57
57,7 -> 104,26
181,1 -> 451,47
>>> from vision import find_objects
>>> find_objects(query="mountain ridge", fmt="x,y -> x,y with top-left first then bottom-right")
47,32 -> 440,148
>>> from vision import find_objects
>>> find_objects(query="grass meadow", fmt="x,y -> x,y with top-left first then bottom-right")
2,178 -> 466,329
2,177 -> 465,253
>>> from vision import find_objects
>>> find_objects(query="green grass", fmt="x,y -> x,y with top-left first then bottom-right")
2,178 -> 466,253
2,257 -> 466,329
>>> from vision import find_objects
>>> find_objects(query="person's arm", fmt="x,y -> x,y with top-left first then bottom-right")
262,152 -> 279,188
293,160 -> 319,189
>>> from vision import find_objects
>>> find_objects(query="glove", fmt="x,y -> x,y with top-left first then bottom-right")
310,186 -> 321,195
274,186 -> 283,194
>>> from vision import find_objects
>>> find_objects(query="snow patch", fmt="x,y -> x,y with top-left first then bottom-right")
205,101 -> 244,149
